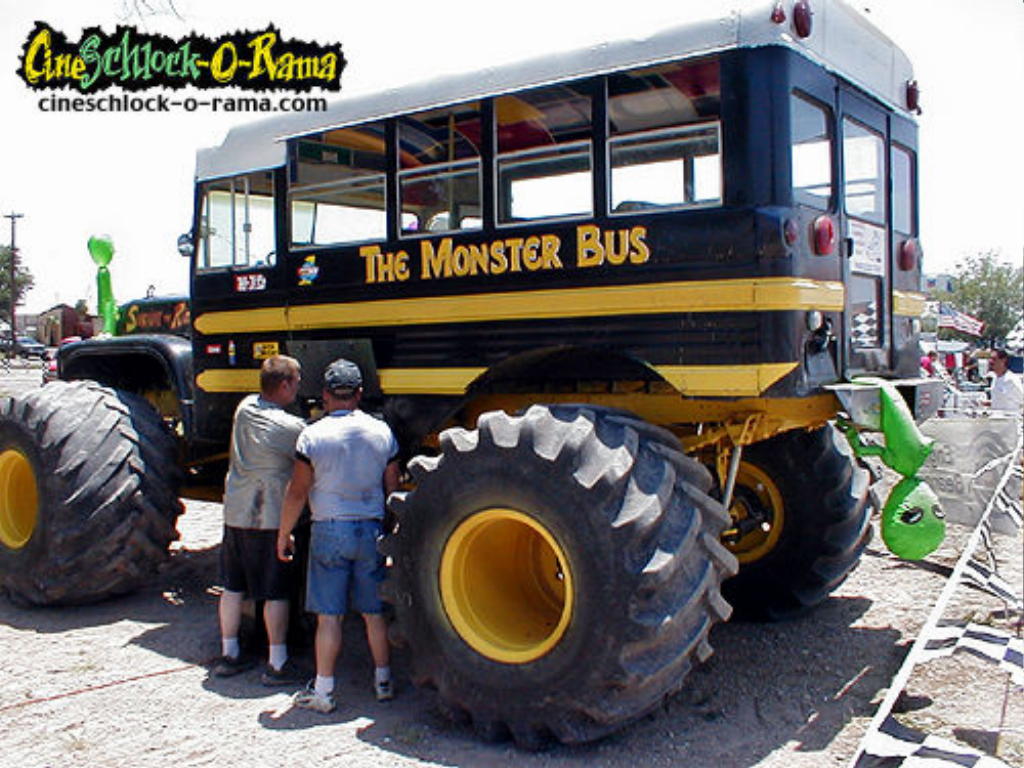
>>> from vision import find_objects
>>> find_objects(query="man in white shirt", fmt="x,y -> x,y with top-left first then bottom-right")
988,348 -> 1023,416
278,358 -> 400,712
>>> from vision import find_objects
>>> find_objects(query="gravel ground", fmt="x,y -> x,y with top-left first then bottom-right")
0,369 -> 1020,767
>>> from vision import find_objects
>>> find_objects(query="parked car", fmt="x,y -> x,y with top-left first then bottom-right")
41,336 -> 81,385
0,336 -> 47,359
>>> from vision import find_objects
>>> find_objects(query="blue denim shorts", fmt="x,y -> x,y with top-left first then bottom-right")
305,519 -> 384,616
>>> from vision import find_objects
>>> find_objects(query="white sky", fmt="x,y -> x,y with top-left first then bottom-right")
0,0 -> 1021,315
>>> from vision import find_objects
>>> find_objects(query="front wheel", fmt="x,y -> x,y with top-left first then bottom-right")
382,405 -> 737,747
0,380 -> 183,605
721,425 -> 871,621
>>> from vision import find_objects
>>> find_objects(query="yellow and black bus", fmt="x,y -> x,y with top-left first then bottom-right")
9,0 -> 932,746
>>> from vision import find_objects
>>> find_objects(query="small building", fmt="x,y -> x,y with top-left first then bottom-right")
36,304 -> 94,346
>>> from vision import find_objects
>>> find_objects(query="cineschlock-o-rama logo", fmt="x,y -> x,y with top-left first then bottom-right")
16,22 -> 345,93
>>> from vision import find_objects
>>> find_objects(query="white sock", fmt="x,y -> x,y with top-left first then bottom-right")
222,637 -> 240,659
268,644 -> 288,671
374,666 -> 391,684
314,675 -> 334,698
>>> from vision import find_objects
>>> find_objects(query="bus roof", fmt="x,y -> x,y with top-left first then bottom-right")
196,0 -> 913,182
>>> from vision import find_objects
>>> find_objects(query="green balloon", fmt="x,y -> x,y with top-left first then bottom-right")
881,477 -> 946,560
88,235 -> 115,267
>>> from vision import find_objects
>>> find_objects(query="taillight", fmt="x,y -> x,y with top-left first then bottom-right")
898,238 -> 919,271
771,2 -> 786,24
812,215 -> 835,255
794,1 -> 813,38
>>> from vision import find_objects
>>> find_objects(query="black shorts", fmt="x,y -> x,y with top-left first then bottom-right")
219,526 -> 293,601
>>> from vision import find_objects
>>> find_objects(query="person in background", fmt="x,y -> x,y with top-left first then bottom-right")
278,358 -> 400,713
214,355 -> 306,685
920,350 -> 939,377
988,348 -> 1023,416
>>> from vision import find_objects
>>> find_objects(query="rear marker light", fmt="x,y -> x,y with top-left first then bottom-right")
794,0 -> 813,38
812,215 -> 835,255
771,2 -> 786,23
898,239 -> 919,271
906,80 -> 922,114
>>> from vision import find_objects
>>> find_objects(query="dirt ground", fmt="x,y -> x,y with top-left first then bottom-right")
1,366 -> 1021,767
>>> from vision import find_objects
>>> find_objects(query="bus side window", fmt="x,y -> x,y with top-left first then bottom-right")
289,124 -> 388,247
198,172 -> 275,271
608,58 -> 722,213
495,84 -> 592,223
399,104 -> 483,235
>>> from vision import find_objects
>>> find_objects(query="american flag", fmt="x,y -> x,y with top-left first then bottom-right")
937,303 -> 984,336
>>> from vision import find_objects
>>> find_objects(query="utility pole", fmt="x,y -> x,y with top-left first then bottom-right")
4,212 -> 23,360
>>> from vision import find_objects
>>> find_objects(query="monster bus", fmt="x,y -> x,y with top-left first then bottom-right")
0,0 -> 933,747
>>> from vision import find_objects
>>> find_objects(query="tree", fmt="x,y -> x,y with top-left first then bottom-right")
0,246 -> 36,326
939,250 -> 1023,345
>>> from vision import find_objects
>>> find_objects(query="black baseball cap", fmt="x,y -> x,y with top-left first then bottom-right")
324,358 -> 362,394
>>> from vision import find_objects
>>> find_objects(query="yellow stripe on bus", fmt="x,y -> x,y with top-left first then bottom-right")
193,277 -> 845,335
197,362 -> 799,397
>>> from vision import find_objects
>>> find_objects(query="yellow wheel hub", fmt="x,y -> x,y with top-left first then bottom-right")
724,463 -> 784,564
440,508 -> 573,664
0,448 -> 39,550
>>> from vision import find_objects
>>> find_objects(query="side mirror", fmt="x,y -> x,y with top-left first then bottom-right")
177,232 -> 194,259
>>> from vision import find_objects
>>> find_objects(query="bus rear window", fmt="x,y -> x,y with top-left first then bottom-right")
791,93 -> 832,209
843,118 -> 885,224
892,144 -> 914,235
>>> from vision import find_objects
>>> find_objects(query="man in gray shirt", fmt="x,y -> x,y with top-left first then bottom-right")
214,355 -> 305,684
278,358 -> 400,712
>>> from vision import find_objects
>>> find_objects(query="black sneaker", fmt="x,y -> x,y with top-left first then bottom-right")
212,655 -> 256,677
261,658 -> 306,687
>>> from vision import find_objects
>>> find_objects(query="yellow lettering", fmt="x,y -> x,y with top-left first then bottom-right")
605,229 -> 629,265
395,251 -> 410,281
69,55 -> 85,79
576,225 -> 603,267
522,236 -> 541,271
506,238 -> 524,272
360,245 -> 381,283
469,244 -> 488,275
452,245 -> 470,277
541,235 -> 563,269
320,53 -> 338,82
24,29 -> 51,83
629,226 -> 650,264
490,240 -> 507,274
210,42 -> 237,83
124,305 -> 138,334
248,30 -> 277,79
421,238 -> 453,279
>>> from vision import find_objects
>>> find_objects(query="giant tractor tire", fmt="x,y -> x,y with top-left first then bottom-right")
381,405 -> 737,748
721,425 -> 871,621
0,380 -> 183,605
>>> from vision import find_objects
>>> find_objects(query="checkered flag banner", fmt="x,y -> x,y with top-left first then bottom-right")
855,715 -> 1012,767
851,433 -> 1023,767
961,557 -> 1023,610
992,487 -> 1023,528
917,620 -> 1024,685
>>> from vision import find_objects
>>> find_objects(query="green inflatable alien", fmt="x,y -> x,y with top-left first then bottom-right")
88,235 -> 118,335
838,378 -> 946,560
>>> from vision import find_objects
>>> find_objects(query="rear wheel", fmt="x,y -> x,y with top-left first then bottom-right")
383,404 -> 737,747
0,380 -> 183,605
721,425 -> 870,621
